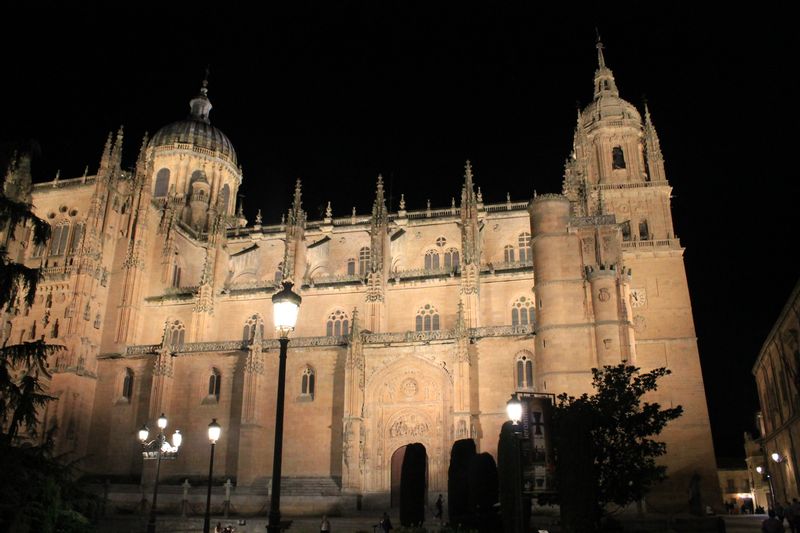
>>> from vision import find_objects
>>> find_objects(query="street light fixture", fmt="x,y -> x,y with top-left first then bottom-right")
139,413 -> 182,533
506,393 -> 526,533
771,452 -> 786,463
203,418 -> 222,533
267,281 -> 302,533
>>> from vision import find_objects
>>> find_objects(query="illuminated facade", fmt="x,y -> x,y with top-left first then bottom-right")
1,43 -> 721,512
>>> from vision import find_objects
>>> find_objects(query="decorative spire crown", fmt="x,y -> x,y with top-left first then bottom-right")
593,34 -> 619,99
189,68 -> 213,123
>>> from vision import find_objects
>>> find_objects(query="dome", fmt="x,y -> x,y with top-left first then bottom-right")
150,80 -> 238,165
580,94 -> 641,129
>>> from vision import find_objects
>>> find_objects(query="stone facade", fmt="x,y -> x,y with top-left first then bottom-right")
0,43 -> 721,512
752,278 -> 800,504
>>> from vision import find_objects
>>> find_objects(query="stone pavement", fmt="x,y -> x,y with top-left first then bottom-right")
96,512 -> 768,532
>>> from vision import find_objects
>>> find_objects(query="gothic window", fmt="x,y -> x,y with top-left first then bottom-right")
208,368 -> 221,400
516,352 -> 534,390
274,262 -> 284,286
346,258 -> 356,275
424,250 -> 440,270
326,310 -> 350,337
67,223 -> 83,255
358,247 -> 370,275
504,245 -> 515,263
122,368 -> 134,400
32,238 -> 45,258
167,320 -> 186,348
301,367 -> 315,398
51,319 -> 59,339
154,168 -> 170,198
30,321 -> 37,340
621,221 -> 632,241
638,219 -> 650,240
50,224 -> 70,256
171,263 -> 182,288
612,146 -> 626,169
444,248 -> 460,270
242,314 -> 264,342
435,236 -> 447,248
219,184 -> 231,214
518,232 -> 531,262
415,304 -> 440,332
511,296 -> 536,326
45,293 -> 52,309
94,314 -> 101,329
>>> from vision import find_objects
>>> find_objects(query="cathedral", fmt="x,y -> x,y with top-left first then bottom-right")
1,42 -> 721,513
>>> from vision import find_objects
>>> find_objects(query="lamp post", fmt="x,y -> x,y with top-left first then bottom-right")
203,418 -> 222,533
139,413 -> 182,533
267,281 -> 302,533
756,465 -> 777,510
506,394 -> 526,533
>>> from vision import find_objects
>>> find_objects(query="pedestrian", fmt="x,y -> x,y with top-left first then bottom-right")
777,502 -> 786,523
320,514 -> 331,533
763,509 -> 785,533
215,522 -> 222,533
786,502 -> 796,533
379,511 -> 393,532
434,494 -> 443,520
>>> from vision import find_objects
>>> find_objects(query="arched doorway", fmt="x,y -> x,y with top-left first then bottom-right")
390,443 -> 428,510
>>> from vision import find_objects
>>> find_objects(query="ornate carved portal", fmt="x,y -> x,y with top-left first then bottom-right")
362,355 -> 452,494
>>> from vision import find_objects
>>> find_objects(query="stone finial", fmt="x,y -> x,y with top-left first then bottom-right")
399,194 -> 405,210
255,209 -> 262,225
352,207 -> 356,217
325,201 -> 332,218
52,170 -> 60,187
477,187 -> 483,203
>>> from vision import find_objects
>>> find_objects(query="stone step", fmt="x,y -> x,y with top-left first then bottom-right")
278,477 -> 341,497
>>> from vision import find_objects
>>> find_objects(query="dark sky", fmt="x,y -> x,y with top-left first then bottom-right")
1,5 -> 795,460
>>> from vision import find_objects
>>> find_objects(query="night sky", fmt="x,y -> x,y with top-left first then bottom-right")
1,5 -> 795,460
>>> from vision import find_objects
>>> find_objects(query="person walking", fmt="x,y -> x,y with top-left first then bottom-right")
434,494 -> 443,520
763,509 -> 785,533
379,511 -> 393,532
320,514 -> 331,533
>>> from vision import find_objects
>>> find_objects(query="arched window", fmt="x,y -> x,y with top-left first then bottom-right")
154,168 -> 170,198
218,184 -> 231,215
504,245 -> 515,263
51,319 -> 59,339
511,296 -> 536,326
424,250 -> 440,270
242,314 -> 264,342
94,314 -> 101,329
30,321 -> 37,340
122,368 -> 134,400
444,248 -> 459,270
358,247 -> 370,275
208,368 -> 221,400
415,304 -> 440,332
516,352 -> 534,390
326,310 -> 350,337
612,146 -> 626,169
346,258 -> 356,275
274,262 -> 283,286
301,367 -> 315,398
167,320 -> 186,349
50,224 -> 70,256
171,262 -> 181,288
621,221 -> 632,241
639,219 -> 650,240
518,232 -> 531,262
67,222 -> 84,255
45,293 -> 52,309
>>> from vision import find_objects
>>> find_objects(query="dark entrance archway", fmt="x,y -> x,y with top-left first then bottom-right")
390,443 -> 428,523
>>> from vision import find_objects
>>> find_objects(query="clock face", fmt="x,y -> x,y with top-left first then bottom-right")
630,288 -> 647,308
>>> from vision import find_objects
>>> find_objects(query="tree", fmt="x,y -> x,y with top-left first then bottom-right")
0,151 -> 95,532
552,364 -> 683,532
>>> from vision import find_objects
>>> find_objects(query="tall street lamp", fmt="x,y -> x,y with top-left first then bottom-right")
506,394 -> 526,533
138,413 -> 182,533
267,281 -> 302,533
203,418 -> 222,533
756,465 -> 777,510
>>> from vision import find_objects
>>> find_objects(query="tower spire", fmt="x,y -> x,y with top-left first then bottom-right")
592,34 -> 619,99
189,67 -> 213,123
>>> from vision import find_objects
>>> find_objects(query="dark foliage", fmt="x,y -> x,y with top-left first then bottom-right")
447,438 -> 476,523
498,421 -> 522,533
467,452 -> 500,531
552,364 -> 683,532
400,443 -> 427,527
